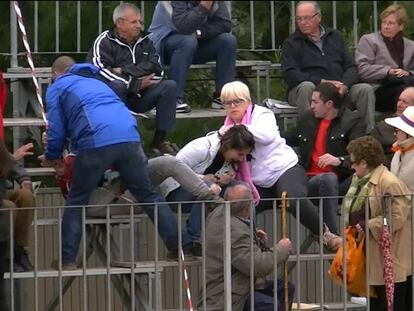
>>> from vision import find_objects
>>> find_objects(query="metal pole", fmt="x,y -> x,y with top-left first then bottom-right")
332,1 -> 337,29
224,201 -> 232,310
10,2 -> 18,68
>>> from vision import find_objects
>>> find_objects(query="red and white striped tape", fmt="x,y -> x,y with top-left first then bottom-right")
12,1 -> 47,124
180,250 -> 194,311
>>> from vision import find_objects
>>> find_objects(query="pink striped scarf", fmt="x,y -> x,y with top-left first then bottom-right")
224,106 -> 261,205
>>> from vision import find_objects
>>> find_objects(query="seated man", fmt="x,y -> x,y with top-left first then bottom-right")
371,86 -> 414,167
3,145 -> 35,272
281,1 -> 375,133
149,1 -> 236,109
199,182 -> 294,311
288,83 -> 366,234
39,56 -> 190,268
86,2 -> 179,155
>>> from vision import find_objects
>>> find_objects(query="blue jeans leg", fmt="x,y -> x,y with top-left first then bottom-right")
308,173 -> 339,234
62,147 -> 113,264
194,32 -> 237,93
114,143 -> 189,250
167,187 -> 201,243
163,34 -> 198,99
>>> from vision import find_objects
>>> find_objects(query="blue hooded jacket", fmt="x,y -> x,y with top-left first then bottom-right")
45,63 -> 140,160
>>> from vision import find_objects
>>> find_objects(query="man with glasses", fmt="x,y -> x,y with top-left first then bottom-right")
281,1 -> 375,133
86,3 -> 179,156
371,86 -> 414,166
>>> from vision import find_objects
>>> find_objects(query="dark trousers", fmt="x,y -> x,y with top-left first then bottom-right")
371,276 -> 412,311
375,83 -> 406,113
108,79 -> 177,132
256,165 -> 321,235
243,280 -> 295,311
0,241 -> 8,311
62,142 -> 189,264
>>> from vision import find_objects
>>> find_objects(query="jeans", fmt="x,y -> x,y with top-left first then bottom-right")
108,79 -> 177,132
308,173 -> 339,234
167,187 -> 202,242
163,32 -> 237,98
243,280 -> 295,311
62,142 -> 190,264
256,164 -> 321,236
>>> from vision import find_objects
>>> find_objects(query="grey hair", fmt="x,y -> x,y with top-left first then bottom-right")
113,3 -> 140,24
296,1 -> 321,15
224,182 -> 253,216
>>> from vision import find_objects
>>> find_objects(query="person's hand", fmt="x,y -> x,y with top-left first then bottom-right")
355,224 -> 365,243
321,79 -> 347,97
21,180 -> 33,192
200,1 -> 213,10
139,74 -> 158,90
317,153 -> 341,168
203,174 -> 218,183
256,229 -> 268,241
389,68 -> 409,78
41,131 -> 48,145
13,143 -> 34,161
278,238 -> 293,254
215,172 -> 235,186
209,183 -> 222,195
112,67 -> 122,74
38,154 -> 59,168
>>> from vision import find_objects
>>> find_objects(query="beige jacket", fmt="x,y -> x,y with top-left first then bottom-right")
367,165 -> 412,285
199,205 -> 289,311
390,137 -> 414,193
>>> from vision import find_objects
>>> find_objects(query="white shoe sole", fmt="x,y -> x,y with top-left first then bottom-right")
211,102 -> 223,109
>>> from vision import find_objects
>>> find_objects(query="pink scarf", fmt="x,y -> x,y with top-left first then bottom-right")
224,106 -> 261,205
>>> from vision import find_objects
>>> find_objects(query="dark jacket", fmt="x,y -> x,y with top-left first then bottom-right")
0,178 -> 8,242
370,120 -> 394,168
149,1 -> 231,56
6,159 -> 31,189
291,106 -> 366,180
281,26 -> 358,90
86,29 -> 163,93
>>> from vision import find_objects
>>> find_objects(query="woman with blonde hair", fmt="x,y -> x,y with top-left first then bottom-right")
355,4 -> 414,112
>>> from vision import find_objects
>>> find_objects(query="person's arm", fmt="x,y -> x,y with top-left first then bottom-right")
44,86 -> 67,161
337,32 -> 358,88
355,34 -> 392,82
368,183 -> 410,241
171,1 -> 210,34
88,31 -> 130,85
245,107 -> 281,145
176,136 -> 213,173
7,159 -> 31,189
198,2 -> 231,40
281,39 -> 322,89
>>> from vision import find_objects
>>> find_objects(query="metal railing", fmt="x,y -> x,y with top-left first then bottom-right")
4,1 -> 414,67
1,188 -> 413,310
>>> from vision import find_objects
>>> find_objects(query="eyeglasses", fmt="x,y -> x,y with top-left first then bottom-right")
223,98 -> 245,107
295,13 -> 319,23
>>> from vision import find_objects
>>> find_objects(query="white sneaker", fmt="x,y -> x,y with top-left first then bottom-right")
211,97 -> 223,109
176,99 -> 191,113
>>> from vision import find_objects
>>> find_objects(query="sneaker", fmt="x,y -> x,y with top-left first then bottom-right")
323,225 -> 342,252
211,97 -> 223,109
51,260 -> 78,271
176,99 -> 191,113
152,141 -> 180,155
14,246 -> 34,272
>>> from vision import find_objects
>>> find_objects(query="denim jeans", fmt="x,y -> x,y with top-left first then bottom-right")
62,142 -> 190,264
307,173 -> 339,234
163,32 -> 237,99
166,187 -> 201,242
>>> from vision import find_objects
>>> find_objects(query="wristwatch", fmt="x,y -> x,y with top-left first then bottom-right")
196,29 -> 202,38
339,156 -> 345,166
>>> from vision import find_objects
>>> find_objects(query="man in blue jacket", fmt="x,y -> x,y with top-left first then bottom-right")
39,56 -> 191,268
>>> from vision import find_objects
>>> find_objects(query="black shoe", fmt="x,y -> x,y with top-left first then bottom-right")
191,242 -> 202,259
5,258 -> 25,273
152,141 -> 180,155
50,259 -> 78,271
14,246 -> 34,272
166,244 -> 193,261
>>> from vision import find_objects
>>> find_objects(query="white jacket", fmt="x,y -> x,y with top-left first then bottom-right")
157,132 -> 221,198
247,105 -> 298,188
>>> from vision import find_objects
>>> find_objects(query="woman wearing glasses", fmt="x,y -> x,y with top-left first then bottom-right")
218,80 -> 341,251
355,4 -> 414,113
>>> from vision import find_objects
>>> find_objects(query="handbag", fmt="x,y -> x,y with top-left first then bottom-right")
328,227 -> 376,297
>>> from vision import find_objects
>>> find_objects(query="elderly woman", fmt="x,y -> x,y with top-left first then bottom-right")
219,81 -> 341,250
355,4 -> 414,112
385,106 -> 414,192
344,136 -> 412,310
